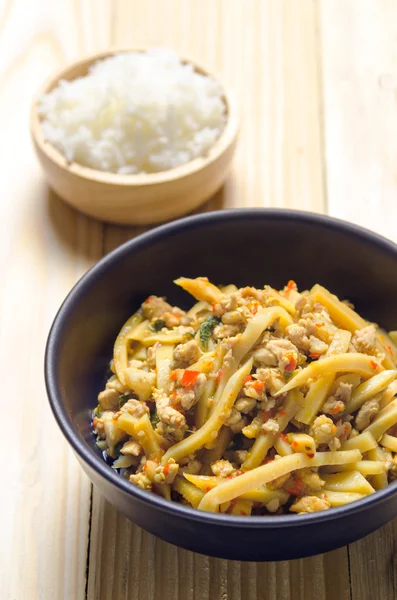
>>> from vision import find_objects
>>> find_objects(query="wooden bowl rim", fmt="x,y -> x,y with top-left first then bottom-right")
30,48 -> 239,187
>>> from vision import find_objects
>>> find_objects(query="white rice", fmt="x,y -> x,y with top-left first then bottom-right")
38,48 -> 227,174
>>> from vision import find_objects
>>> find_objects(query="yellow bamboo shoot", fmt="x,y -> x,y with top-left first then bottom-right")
198,450 -> 361,512
275,354 -> 383,397
113,311 -> 144,384
346,370 -> 396,414
161,358 -> 253,464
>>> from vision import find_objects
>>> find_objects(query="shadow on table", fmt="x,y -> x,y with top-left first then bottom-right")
45,187 -> 104,262
45,182 -> 229,259
100,182 -> 229,255
86,495 -> 374,600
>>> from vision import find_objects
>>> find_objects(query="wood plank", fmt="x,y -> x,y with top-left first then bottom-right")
6,0 -> 390,596
320,0 -> 397,240
86,2 -> 350,599
320,1 -> 397,599
348,521 -> 397,600
108,0 -> 325,213
88,496 -> 350,600
0,1 -> 110,598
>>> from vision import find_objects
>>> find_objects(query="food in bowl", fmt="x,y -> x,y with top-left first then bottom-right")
37,48 -> 227,174
93,276 -> 397,515
46,210 -> 397,560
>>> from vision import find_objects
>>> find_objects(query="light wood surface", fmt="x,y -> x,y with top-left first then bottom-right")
1,1 -> 396,599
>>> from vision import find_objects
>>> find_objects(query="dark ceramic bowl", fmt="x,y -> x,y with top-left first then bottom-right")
45,209 -> 397,561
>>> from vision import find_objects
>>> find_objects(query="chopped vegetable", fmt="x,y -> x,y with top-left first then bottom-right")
286,280 -> 296,292
181,370 -> 200,388
150,410 -> 160,429
284,476 -> 304,496
93,405 -> 102,418
118,394 -> 130,409
199,316 -> 221,350
252,380 -> 265,392
150,319 -> 166,331
284,370 -> 296,380
284,354 -> 297,372
114,441 -> 124,458
329,404 -> 343,415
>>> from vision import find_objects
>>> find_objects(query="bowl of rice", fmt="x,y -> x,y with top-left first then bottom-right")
31,49 -> 238,225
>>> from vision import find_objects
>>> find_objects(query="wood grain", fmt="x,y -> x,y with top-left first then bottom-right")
87,494 -> 351,600
320,2 -> 397,599
0,2 -> 104,597
1,0 -> 397,598
320,0 -> 397,239
110,0 -> 325,214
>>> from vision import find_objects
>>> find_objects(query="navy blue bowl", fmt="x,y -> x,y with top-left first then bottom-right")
45,208 -> 397,561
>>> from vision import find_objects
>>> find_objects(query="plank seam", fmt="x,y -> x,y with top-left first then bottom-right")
313,0 -> 329,216
85,223 -> 105,599
347,544 -> 353,600
84,484 -> 94,600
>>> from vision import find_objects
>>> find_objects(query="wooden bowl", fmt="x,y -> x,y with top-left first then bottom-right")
30,50 -> 238,225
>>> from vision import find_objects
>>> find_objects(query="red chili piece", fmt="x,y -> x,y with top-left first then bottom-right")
285,477 -> 304,496
252,380 -> 265,392
181,370 -> 200,387
284,354 -> 297,371
286,280 -> 296,292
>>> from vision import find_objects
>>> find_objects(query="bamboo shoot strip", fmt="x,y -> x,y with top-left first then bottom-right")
198,450 -> 362,512
275,354 -> 383,397
161,358 -> 253,464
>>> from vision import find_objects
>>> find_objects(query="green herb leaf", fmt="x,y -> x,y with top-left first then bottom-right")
118,394 -> 129,409
150,410 -> 160,429
149,319 -> 166,332
93,405 -> 102,418
114,442 -> 124,458
284,370 -> 297,380
199,316 -> 221,350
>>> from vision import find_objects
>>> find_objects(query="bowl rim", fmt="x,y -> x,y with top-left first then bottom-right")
30,48 -> 239,187
45,208 -> 397,528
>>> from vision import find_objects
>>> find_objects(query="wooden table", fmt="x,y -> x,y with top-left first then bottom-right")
2,1 -> 397,598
